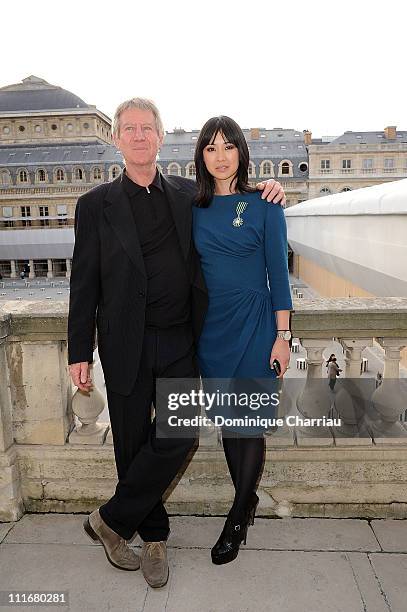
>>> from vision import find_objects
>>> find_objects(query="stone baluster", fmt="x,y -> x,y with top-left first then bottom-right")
69,365 -> 109,444
295,339 -> 334,446
362,338 -> 407,442
331,338 -> 374,444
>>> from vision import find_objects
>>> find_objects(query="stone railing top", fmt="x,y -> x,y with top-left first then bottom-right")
1,297 -> 407,340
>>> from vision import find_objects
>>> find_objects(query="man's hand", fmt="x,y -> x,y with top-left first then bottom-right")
69,362 -> 93,392
256,179 -> 286,206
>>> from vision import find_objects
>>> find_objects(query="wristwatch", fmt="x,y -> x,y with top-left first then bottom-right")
277,330 -> 292,341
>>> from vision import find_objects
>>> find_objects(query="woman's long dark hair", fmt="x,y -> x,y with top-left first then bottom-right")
194,115 -> 256,207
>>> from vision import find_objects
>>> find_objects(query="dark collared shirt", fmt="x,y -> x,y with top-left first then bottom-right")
122,169 -> 191,328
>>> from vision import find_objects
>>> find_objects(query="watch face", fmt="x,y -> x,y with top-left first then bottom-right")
284,331 -> 291,340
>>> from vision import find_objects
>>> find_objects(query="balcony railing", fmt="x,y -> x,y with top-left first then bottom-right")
1,297 -> 407,522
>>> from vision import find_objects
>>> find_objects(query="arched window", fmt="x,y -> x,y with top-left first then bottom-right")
37,169 -> 46,182
260,161 -> 273,177
18,169 -> 28,183
109,165 -> 121,180
320,187 -> 331,195
56,168 -> 65,182
74,167 -> 84,181
186,162 -> 196,177
167,163 -> 181,176
93,167 -> 101,180
248,161 -> 255,177
341,187 -> 351,192
281,162 -> 290,175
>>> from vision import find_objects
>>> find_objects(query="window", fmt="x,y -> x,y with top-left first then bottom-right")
363,158 -> 373,168
56,168 -> 65,181
74,168 -> 84,181
342,159 -> 351,169
321,159 -> 330,170
248,161 -> 255,177
37,169 -> 46,182
110,165 -> 120,180
19,169 -> 28,183
39,206 -> 49,227
2,126 -> 10,134
186,162 -> 196,177
18,125 -> 25,132
320,187 -> 331,195
298,162 -> 308,172
2,206 -> 12,217
51,124 -> 58,131
260,161 -> 273,177
384,158 -> 395,172
341,187 -> 351,192
1,170 -> 10,185
57,204 -> 67,226
167,163 -> 181,176
93,167 -> 101,180
35,125 -> 42,133
281,162 -> 290,175
21,206 -> 31,227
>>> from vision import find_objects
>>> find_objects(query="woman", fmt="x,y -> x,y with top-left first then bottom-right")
192,116 -> 293,565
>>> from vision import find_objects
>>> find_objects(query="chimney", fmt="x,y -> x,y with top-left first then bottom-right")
384,126 -> 397,140
250,128 -> 260,140
303,130 -> 312,145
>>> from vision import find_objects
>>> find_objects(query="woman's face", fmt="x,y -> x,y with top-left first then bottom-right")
202,131 -> 239,184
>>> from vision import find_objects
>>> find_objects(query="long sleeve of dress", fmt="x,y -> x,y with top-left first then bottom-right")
264,203 -> 293,312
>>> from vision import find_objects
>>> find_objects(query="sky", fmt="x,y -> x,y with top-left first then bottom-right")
1,0 -> 406,138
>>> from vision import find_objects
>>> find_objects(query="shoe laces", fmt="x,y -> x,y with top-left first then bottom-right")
145,541 -> 165,560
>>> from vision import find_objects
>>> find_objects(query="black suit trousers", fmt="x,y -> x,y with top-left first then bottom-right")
99,324 -> 198,541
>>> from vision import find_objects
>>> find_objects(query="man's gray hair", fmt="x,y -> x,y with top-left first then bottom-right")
112,98 -> 164,138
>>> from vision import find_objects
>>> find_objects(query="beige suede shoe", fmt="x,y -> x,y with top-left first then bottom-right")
84,509 -> 140,571
141,541 -> 169,587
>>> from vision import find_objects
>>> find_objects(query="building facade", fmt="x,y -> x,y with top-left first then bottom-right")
307,126 -> 407,199
0,76 -> 123,278
1,76 -> 407,279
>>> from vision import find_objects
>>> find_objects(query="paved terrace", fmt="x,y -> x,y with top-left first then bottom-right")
0,514 -> 406,611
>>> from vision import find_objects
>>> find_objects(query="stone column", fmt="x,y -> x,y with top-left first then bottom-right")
362,338 -> 407,442
7,332 -> 74,446
28,259 -> 35,279
47,259 -> 53,279
295,338 -> 334,445
10,260 -> 17,279
65,258 -> 71,279
0,310 -> 24,521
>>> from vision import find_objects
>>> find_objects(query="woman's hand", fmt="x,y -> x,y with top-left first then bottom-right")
270,338 -> 291,378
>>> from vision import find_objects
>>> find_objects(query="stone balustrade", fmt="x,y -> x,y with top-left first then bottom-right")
1,298 -> 407,523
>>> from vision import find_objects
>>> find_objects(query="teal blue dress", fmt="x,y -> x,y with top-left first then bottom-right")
193,192 -> 293,382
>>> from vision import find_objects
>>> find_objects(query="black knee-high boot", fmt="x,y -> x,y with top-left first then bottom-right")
212,435 -> 264,565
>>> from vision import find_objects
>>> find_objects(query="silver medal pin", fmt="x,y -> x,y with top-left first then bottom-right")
233,201 -> 248,227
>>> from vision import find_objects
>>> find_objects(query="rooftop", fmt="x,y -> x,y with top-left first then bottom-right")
0,75 -> 91,113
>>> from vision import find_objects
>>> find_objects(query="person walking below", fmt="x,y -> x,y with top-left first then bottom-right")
327,357 -> 342,391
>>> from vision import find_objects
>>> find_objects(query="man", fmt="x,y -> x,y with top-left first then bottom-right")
68,98 -> 286,588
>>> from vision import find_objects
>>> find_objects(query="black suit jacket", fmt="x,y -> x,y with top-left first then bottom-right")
67,172 -> 208,396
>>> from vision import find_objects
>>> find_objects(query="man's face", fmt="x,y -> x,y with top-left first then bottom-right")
113,108 -> 163,167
